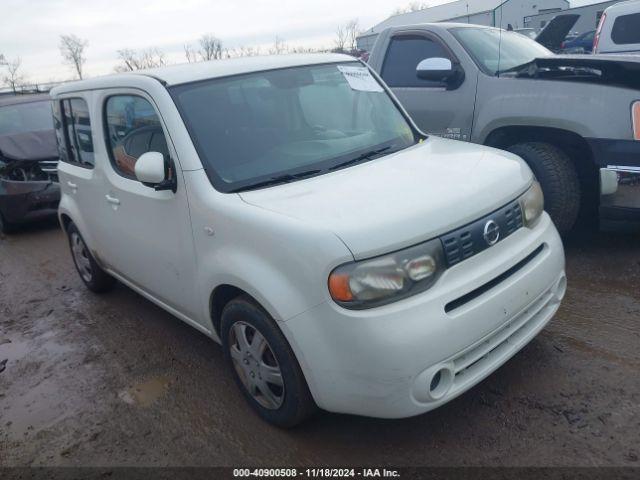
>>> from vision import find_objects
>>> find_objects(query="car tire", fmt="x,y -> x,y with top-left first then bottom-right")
508,142 -> 581,235
0,213 -> 15,234
66,222 -> 116,293
221,295 -> 317,428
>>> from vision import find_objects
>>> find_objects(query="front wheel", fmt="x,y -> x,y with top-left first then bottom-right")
508,142 -> 581,235
221,295 -> 317,427
66,222 -> 116,293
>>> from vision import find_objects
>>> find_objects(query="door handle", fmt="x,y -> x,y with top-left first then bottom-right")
67,181 -> 78,189
105,194 -> 120,206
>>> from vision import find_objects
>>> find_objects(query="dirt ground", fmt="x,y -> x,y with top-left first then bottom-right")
0,221 -> 638,467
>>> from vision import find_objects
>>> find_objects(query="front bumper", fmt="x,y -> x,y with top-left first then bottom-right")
588,138 -> 640,226
281,214 -> 565,418
0,180 -> 61,223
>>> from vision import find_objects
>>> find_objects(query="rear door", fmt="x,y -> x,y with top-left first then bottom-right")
377,30 -> 478,141
54,95 -> 101,246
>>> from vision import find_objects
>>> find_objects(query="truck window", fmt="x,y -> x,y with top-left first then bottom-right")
611,13 -> 640,45
381,35 -> 451,88
104,95 -> 169,179
450,27 -> 551,76
54,98 -> 95,168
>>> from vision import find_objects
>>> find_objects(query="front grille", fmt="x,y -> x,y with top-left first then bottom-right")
440,199 -> 524,267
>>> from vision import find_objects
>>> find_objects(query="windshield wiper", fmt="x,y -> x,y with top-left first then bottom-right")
229,169 -> 321,193
496,60 -> 537,76
328,146 -> 392,171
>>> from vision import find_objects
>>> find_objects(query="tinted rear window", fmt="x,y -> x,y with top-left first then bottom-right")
611,13 -> 640,45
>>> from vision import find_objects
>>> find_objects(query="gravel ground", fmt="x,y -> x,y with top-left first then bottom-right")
0,222 -> 638,467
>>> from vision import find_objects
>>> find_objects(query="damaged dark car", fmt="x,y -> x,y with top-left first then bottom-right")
0,94 -> 60,233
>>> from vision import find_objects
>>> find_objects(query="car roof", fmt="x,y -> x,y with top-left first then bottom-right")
386,22 -> 497,31
605,0 -> 640,14
51,53 -> 356,95
0,93 -> 51,107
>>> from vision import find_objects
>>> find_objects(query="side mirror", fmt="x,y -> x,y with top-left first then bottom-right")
416,57 -> 464,90
135,151 -> 176,193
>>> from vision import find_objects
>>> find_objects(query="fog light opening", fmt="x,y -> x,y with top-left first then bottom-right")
428,367 -> 453,400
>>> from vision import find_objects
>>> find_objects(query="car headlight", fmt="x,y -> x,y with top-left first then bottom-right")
328,238 -> 445,309
520,181 -> 544,227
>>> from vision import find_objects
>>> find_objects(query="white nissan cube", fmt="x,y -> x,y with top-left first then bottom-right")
51,54 -> 566,427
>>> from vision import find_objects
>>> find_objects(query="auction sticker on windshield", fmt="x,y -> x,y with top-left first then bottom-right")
337,65 -> 384,92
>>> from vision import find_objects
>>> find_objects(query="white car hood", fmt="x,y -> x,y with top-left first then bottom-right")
239,137 -> 532,259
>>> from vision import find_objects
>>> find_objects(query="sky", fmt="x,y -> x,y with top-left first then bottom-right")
1,0 -> 605,85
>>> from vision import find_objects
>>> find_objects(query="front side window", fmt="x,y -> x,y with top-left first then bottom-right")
611,13 -> 640,45
451,27 -> 552,75
381,35 -> 452,88
104,95 -> 169,179
53,98 -> 94,167
0,100 -> 53,137
170,62 -> 417,192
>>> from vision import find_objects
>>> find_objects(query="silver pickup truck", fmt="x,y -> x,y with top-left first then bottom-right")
368,23 -> 640,234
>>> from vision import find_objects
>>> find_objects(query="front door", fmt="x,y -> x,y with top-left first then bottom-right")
378,31 -> 478,142
94,91 -> 200,322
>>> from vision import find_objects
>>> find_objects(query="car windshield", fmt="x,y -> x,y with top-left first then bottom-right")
170,62 -> 417,192
0,100 -> 53,136
451,27 -> 552,75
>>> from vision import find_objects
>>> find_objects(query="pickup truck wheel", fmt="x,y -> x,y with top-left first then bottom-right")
66,222 -> 116,293
508,142 -> 580,235
221,295 -> 317,428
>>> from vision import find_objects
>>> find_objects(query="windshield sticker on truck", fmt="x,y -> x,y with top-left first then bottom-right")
337,66 -> 383,92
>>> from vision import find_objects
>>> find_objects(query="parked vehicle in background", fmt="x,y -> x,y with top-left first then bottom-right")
594,0 -> 640,54
51,54 -> 565,427
368,23 -> 640,234
0,94 -> 60,233
561,30 -> 595,53
534,14 -> 580,51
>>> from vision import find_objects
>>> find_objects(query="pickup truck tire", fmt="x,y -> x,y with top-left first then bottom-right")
221,295 -> 317,428
66,222 -> 116,293
507,142 -> 580,235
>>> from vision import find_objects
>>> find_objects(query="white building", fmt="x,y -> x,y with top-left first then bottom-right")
357,0 -> 570,51
524,0 -> 618,33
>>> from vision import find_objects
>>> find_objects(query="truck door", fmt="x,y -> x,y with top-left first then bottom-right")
378,31 -> 478,141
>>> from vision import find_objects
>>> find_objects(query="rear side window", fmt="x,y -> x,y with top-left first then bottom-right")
54,98 -> 94,167
381,35 -> 451,88
611,13 -> 640,45
104,95 -> 169,179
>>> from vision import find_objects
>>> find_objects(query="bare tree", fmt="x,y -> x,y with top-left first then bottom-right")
392,2 -> 430,15
335,25 -> 348,52
345,19 -> 361,52
199,34 -> 223,61
0,54 -> 5,65
269,36 -> 287,55
115,47 -> 166,72
184,44 -> 197,63
2,57 -> 26,93
59,34 -> 88,79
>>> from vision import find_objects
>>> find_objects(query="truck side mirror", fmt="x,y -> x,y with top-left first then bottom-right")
416,57 -> 465,90
135,151 -> 177,193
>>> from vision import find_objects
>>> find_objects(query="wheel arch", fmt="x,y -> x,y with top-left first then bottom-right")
483,125 -> 600,209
